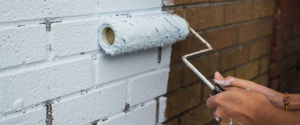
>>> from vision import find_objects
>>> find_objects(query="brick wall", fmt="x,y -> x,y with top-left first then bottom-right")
163,0 -> 275,124
0,0 -> 172,125
270,0 -> 300,93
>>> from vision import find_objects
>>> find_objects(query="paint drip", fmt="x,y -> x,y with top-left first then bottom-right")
13,98 -> 24,111
213,78 -> 234,86
98,14 -> 189,55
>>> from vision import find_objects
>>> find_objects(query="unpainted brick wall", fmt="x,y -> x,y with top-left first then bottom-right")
0,0 -> 172,125
270,0 -> 300,93
164,0 -> 276,124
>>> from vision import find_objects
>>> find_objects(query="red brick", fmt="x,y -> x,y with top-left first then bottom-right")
239,20 -> 273,43
279,68 -> 298,89
221,45 -> 249,70
168,65 -> 181,92
224,2 -> 252,24
253,0 -> 275,19
272,44 -> 287,61
292,24 -> 300,38
282,11 -> 300,26
269,78 -> 279,90
186,5 -> 223,30
270,58 -> 289,77
282,27 -> 293,42
249,37 -> 272,60
166,84 -> 201,119
206,27 -> 238,50
174,9 -> 184,17
235,60 -> 260,80
180,104 -> 215,125
287,39 -> 300,55
183,53 -> 219,86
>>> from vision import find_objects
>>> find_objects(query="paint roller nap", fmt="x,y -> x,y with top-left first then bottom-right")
98,14 -> 189,55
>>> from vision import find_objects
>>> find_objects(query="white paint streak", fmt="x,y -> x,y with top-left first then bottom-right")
213,78 -> 234,86
163,0 -> 174,6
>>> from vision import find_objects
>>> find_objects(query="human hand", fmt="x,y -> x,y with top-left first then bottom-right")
206,89 -> 279,125
213,72 -> 285,110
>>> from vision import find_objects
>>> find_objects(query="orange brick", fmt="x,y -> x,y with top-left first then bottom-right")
180,104 -> 215,125
183,53 -> 219,86
249,37 -> 272,60
221,45 -> 249,70
167,118 -> 179,125
253,74 -> 269,86
223,70 -> 235,77
166,84 -> 201,119
260,56 -> 270,74
168,65 -> 181,92
235,60 -> 259,80
173,0 -> 206,5
206,27 -> 238,50
224,2 -> 252,24
174,9 -> 184,17
186,5 -> 223,30
202,78 -> 214,102
170,33 -> 205,64
253,0 -> 275,19
239,19 -> 273,43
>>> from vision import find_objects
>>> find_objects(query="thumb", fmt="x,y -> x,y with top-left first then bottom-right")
214,71 -> 224,80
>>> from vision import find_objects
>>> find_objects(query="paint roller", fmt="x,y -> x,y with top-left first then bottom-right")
98,13 -> 224,95
98,14 -> 189,55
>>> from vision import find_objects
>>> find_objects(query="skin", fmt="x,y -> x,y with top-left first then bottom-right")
207,72 -> 300,125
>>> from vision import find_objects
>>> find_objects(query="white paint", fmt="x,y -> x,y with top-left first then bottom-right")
0,25 -> 47,69
97,100 -> 156,125
0,0 -> 174,124
163,0 -> 175,6
158,97 -> 167,123
99,14 -> 189,55
213,78 -> 234,86
52,19 -> 100,57
13,98 -> 24,111
215,117 -> 220,122
246,88 -> 250,91
96,46 -> 171,84
97,0 -> 162,13
0,57 -> 94,113
128,69 -> 169,106
0,0 -> 96,22
0,107 -> 46,125
52,81 -> 127,125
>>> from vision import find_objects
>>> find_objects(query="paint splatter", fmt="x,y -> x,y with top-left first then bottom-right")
246,88 -> 250,91
213,78 -> 234,86
13,98 -> 24,111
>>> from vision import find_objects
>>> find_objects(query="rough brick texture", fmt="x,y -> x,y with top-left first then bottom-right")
0,1 -> 171,125
271,0 -> 300,93
164,0 -> 282,124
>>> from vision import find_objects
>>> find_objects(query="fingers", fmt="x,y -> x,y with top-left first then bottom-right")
206,95 -> 218,108
214,75 -> 257,91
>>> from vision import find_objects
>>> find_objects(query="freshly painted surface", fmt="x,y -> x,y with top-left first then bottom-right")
0,0 -> 172,124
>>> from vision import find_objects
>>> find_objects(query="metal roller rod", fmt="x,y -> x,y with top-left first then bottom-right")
182,28 -> 215,90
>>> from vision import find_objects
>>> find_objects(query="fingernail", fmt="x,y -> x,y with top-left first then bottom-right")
214,71 -> 224,79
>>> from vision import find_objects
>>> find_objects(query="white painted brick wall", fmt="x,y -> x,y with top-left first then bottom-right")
0,25 -> 47,69
51,19 -> 100,57
0,107 -> 46,125
0,57 -> 94,113
128,69 -> 169,106
52,82 -> 127,125
0,0 -> 173,124
0,0 -> 97,22
97,100 -> 156,125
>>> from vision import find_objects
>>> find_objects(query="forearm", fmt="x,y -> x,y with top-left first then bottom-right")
290,94 -> 300,111
270,110 -> 300,125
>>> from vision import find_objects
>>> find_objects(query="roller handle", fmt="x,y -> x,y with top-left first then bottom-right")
209,84 -> 225,97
